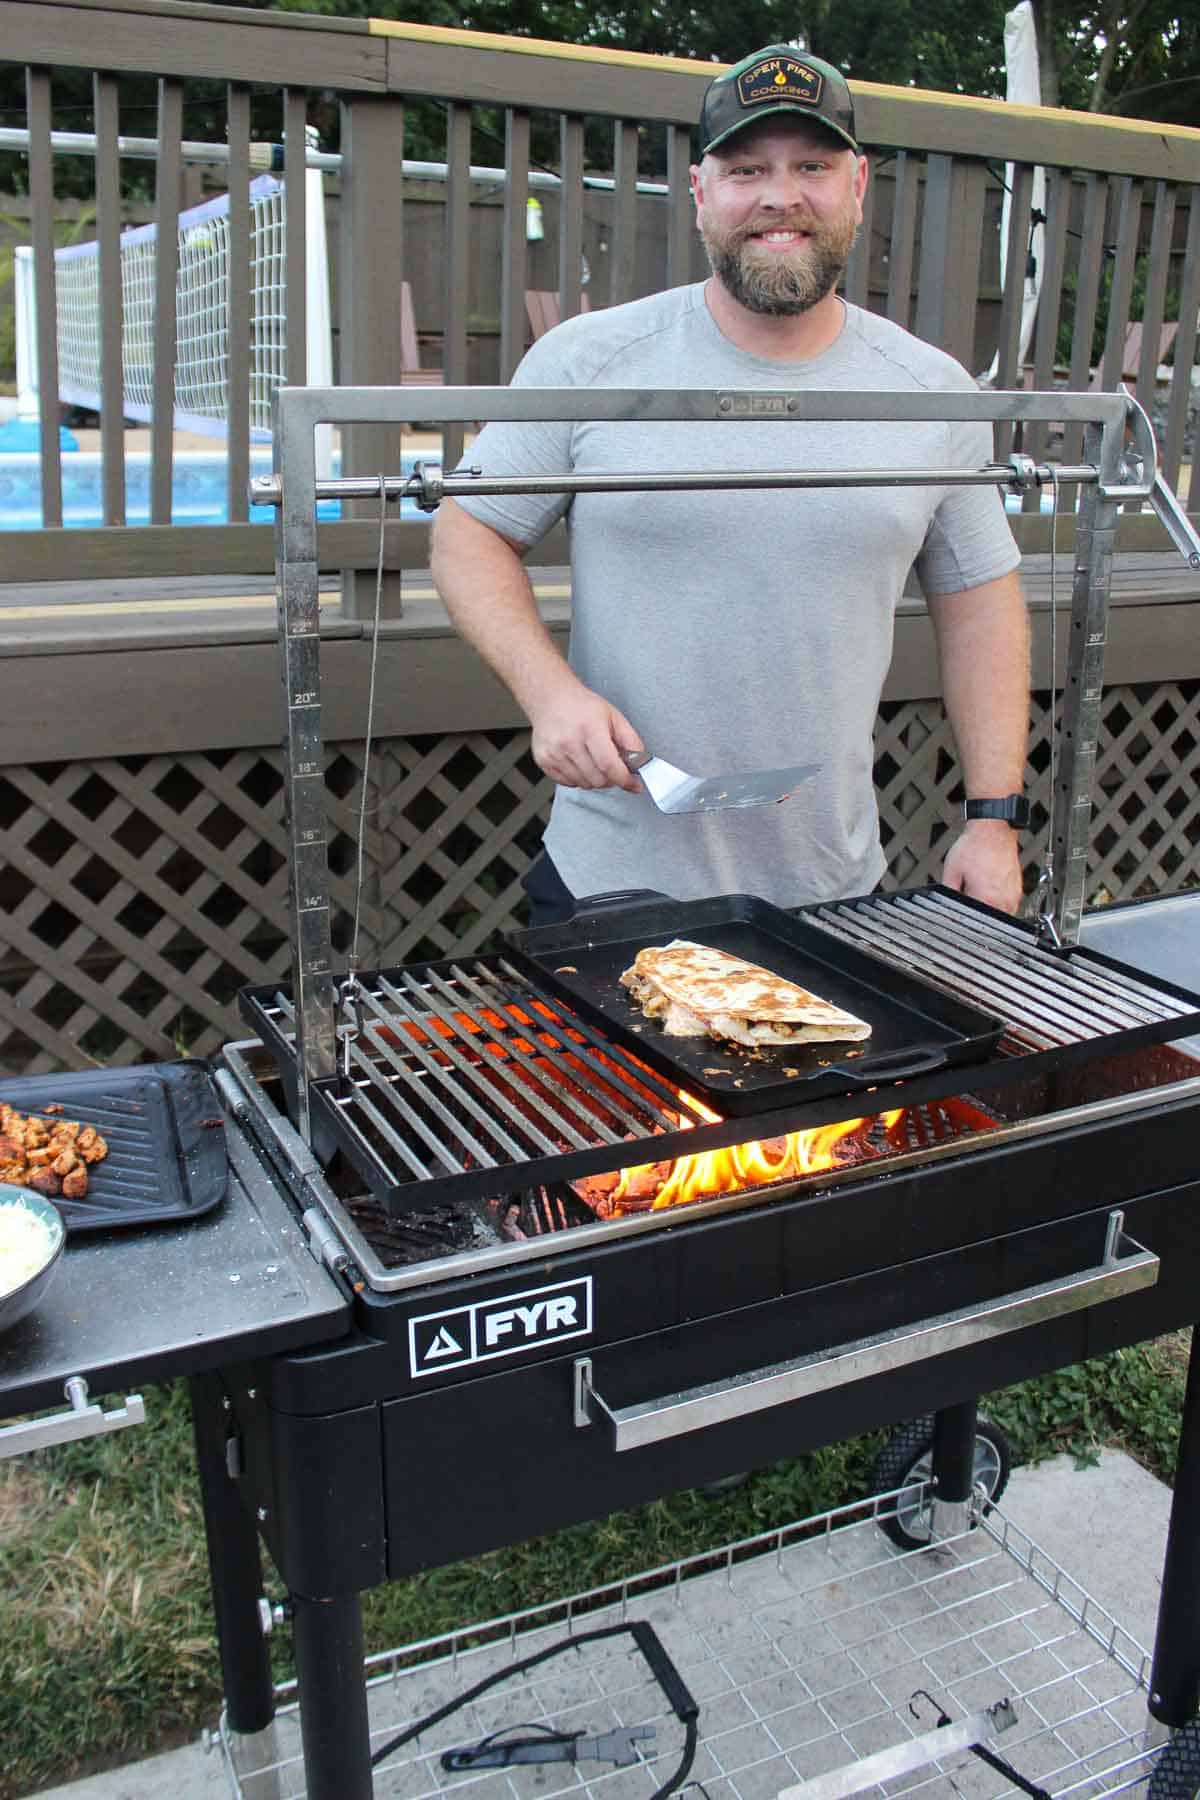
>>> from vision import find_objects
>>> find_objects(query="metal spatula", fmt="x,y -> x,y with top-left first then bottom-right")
621,750 -> 820,815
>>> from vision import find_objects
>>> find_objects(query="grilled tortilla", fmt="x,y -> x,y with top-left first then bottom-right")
619,939 -> 872,1048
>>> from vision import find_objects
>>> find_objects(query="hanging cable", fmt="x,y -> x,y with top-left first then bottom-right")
338,470 -> 390,1065
1033,464 -> 1062,947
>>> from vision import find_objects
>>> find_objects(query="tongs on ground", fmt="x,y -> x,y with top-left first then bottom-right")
622,749 -> 820,815
442,1724 -> 656,1770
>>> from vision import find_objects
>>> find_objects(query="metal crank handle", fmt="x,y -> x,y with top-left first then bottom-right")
1148,469 -> 1200,569
0,1376 -> 146,1461
573,1209 -> 1157,1451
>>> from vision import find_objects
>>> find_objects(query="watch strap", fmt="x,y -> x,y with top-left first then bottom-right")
963,794 -> 1031,828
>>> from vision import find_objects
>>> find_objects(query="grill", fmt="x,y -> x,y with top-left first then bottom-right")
9,384 -> 1200,1800
194,384 -> 1200,1800
237,886 -> 1200,1269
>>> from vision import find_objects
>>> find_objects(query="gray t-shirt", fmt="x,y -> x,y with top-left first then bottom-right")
455,284 -> 1020,908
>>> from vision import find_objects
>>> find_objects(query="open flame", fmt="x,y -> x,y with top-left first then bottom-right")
576,1093 -> 905,1217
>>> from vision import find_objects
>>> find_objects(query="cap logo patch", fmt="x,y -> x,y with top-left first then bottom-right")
737,56 -> 823,111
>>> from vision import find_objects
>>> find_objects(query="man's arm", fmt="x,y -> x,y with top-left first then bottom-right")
926,570 -> 1031,914
430,499 -> 642,791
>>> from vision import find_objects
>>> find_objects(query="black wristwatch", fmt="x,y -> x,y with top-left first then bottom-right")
963,794 -> 1031,829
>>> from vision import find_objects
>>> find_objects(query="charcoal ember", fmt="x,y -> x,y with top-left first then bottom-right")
572,1161 -> 670,1218
572,1170 -> 620,1208
610,1191 -> 657,1216
343,1193 -> 481,1266
622,1163 -> 670,1202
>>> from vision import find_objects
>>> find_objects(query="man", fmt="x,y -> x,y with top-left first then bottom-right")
430,45 -> 1030,926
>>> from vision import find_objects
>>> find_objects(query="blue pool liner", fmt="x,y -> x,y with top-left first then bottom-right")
0,449 -> 437,530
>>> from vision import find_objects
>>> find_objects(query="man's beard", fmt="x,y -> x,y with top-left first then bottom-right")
700,209 -> 858,316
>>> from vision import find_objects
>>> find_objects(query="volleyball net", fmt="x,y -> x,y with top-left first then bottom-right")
16,171 -> 331,442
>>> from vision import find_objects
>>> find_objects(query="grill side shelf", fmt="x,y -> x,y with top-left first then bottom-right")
0,1062 -> 229,1233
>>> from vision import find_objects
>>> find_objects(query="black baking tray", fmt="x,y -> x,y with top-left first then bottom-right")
506,891 -> 1006,1117
0,1061 -> 228,1233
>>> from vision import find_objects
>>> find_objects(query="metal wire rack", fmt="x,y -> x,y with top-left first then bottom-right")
211,1488 -> 1163,1800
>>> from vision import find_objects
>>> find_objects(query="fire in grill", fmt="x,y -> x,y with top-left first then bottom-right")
569,1096 -> 1009,1217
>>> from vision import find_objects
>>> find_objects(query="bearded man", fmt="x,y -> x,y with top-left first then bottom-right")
431,46 -> 1030,925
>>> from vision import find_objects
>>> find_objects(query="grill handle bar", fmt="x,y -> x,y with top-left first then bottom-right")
573,1210 -> 1156,1452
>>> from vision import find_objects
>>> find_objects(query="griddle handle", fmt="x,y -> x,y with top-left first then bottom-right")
573,889 -> 671,915
824,1046 -> 948,1084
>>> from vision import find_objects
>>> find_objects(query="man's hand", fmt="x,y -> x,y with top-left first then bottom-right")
431,502 -> 644,796
941,819 -> 1024,914
528,680 -> 644,793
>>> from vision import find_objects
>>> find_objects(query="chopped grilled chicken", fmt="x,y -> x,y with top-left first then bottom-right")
0,1103 -> 107,1199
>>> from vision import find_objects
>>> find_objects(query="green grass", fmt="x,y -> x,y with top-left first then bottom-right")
0,1335 -> 1190,1798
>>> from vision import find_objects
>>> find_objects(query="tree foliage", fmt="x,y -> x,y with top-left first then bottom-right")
1031,0 -> 1200,119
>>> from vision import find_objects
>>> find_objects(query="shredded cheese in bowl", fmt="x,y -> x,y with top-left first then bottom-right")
0,1195 -> 62,1299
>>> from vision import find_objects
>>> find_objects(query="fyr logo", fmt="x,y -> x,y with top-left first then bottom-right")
408,1276 -> 593,1378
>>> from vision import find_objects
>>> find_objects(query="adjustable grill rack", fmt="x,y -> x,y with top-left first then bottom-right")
193,383 -> 1200,1800
808,888 -> 1200,1058
254,381 -> 1169,1148
241,888 -> 1200,1219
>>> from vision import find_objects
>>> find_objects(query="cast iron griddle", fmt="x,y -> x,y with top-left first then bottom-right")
506,892 -> 1005,1117
0,1061 -> 228,1232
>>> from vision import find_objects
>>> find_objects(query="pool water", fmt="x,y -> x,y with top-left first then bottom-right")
0,449 -> 435,529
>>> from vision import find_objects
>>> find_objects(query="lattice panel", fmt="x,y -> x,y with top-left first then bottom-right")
876,683 -> 1200,899
1,690 -> 1198,1072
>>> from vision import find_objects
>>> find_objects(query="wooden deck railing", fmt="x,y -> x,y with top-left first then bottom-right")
2,0 -> 1200,599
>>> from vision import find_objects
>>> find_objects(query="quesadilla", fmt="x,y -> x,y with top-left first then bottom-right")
619,939 -> 872,1049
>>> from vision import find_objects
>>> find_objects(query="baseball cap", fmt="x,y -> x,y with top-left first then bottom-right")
698,46 -> 859,157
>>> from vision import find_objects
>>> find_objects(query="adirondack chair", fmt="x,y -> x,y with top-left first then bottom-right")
525,289 -> 592,339
1018,320 -> 1179,392
1119,320 -> 1178,380
400,282 -> 444,385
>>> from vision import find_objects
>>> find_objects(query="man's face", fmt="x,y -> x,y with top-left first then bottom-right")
690,120 -> 867,317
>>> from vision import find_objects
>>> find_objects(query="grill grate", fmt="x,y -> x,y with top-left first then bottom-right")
241,889 -> 1200,1219
247,956 -> 740,1211
807,890 -> 1200,1058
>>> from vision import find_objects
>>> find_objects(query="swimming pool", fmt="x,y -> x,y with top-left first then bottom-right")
0,449 -> 435,529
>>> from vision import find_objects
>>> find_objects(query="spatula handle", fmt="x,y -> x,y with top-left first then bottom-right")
620,749 -> 652,773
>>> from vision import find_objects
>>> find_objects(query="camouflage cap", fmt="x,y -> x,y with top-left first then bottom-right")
699,46 -> 858,156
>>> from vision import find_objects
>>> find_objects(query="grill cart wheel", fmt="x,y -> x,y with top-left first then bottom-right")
1149,1720 -> 1200,1800
872,1413 -> 1011,1550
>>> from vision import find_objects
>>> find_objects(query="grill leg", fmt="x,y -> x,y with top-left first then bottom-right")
930,1399 -> 978,1539
190,1374 -> 275,1734
1149,1328 -> 1200,1728
292,1590 -> 373,1798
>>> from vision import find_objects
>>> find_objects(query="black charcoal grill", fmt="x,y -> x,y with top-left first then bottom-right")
8,384 -> 1200,1800
202,386 -> 1200,1798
